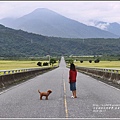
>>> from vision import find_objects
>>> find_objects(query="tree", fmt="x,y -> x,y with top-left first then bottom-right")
50,58 -> 56,66
43,62 -> 49,66
89,60 -> 92,63
65,59 -> 74,65
80,60 -> 83,63
37,62 -> 42,66
94,59 -> 100,63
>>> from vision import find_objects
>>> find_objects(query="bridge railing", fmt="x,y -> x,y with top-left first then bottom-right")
0,67 -> 50,75
0,66 -> 58,88
76,66 -> 120,84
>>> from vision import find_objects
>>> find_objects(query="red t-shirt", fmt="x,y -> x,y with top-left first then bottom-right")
69,69 -> 77,83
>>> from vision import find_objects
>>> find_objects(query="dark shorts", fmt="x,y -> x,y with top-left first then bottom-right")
70,82 -> 76,91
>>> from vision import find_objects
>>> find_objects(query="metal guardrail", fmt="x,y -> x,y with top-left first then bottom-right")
76,66 -> 120,84
76,66 -> 120,74
0,67 -> 49,76
0,66 -> 58,88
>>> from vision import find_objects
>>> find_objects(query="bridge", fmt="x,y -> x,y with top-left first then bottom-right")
0,57 -> 120,119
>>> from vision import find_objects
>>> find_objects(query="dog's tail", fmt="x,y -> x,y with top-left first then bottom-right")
38,90 -> 41,93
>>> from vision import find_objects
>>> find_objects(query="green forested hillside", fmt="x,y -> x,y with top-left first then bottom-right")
0,24 -> 120,57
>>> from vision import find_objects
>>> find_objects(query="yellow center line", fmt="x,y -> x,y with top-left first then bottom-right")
63,78 -> 68,118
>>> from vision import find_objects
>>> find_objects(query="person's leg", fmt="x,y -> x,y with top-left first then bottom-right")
73,82 -> 77,98
74,90 -> 77,98
72,91 -> 75,97
70,83 -> 77,98
70,83 -> 74,97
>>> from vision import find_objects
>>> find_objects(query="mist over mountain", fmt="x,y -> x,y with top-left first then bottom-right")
0,8 -> 118,38
88,20 -> 120,37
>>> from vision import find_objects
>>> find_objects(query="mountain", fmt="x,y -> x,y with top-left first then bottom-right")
0,8 -> 119,38
89,20 -> 120,37
0,24 -> 120,57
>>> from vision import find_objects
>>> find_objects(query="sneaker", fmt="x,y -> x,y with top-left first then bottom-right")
71,96 -> 74,98
74,96 -> 77,98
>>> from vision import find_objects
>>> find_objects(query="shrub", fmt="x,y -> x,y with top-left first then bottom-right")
43,62 -> 49,66
94,59 -> 100,63
65,59 -> 73,65
50,58 -> 56,66
80,60 -> 83,63
89,60 -> 92,63
37,62 -> 42,66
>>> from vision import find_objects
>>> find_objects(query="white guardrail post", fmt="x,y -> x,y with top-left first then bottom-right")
0,67 -> 49,76
76,66 -> 120,83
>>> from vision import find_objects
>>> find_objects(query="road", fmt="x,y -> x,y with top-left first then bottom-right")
0,56 -> 120,118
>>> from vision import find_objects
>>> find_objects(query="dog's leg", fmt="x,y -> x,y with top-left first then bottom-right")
40,95 -> 42,100
46,96 -> 48,100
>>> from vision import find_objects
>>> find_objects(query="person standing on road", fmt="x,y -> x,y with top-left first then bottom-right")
69,63 -> 77,98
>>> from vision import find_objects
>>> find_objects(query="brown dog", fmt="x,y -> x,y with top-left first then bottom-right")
38,89 -> 52,100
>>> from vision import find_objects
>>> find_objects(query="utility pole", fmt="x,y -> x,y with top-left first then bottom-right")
46,55 -> 50,66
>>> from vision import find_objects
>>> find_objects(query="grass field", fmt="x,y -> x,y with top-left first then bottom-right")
74,61 -> 120,69
0,60 -> 58,70
0,60 -> 120,70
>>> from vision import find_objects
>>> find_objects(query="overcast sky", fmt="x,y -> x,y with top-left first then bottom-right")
0,1 -> 120,25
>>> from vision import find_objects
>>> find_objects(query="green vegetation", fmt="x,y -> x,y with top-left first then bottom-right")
0,59 -> 58,70
65,55 -> 120,69
0,24 -> 120,70
65,55 -> 120,61
50,58 -> 57,66
0,24 -> 120,57
74,61 -> 120,69
0,60 -> 43,70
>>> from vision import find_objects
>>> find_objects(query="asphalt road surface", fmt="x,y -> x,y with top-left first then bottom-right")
0,56 -> 120,118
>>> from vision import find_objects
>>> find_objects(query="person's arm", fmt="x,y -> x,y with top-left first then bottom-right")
76,70 -> 77,77
69,70 -> 71,83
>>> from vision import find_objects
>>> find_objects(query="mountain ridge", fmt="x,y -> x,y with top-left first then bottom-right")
0,8 -> 118,38
88,20 -> 120,37
0,24 -> 120,57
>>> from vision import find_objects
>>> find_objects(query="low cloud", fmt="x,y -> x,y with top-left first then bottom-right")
0,1 -> 120,24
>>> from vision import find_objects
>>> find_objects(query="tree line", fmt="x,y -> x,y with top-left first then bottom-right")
0,24 -> 120,57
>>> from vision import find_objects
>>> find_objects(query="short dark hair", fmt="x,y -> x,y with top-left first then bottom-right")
70,63 -> 75,71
